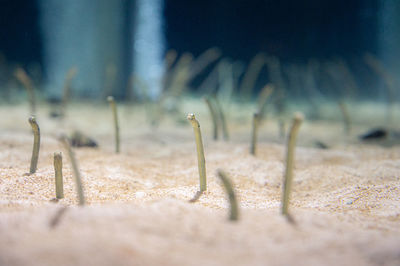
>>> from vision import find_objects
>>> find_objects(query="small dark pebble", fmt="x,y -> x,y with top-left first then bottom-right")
391,131 -> 400,139
49,110 -> 63,118
314,140 -> 329,149
46,97 -> 62,104
70,131 -> 98,148
359,128 -> 388,141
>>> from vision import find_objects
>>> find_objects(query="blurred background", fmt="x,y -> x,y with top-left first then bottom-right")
0,0 -> 398,103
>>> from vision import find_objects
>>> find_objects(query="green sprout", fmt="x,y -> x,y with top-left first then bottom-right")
165,49 -> 178,70
107,96 -> 120,153
28,116 -> 40,174
278,119 -> 286,140
282,112 -> 303,220
60,135 -> 85,206
103,63 -> 117,98
338,101 -> 351,135
250,112 -> 260,155
187,113 -> 207,202
217,170 -> 239,221
204,96 -> 219,140
188,47 -> 221,80
239,53 -> 266,99
250,84 -> 274,155
257,84 -> 274,118
275,88 -> 286,140
364,53 -> 395,125
54,152 -> 64,199
212,94 -> 229,141
168,53 -> 193,97
60,67 -> 78,117
15,68 -> 36,115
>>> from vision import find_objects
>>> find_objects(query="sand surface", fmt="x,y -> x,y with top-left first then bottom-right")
0,100 -> 400,266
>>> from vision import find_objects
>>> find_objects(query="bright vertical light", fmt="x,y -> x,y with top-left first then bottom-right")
133,0 -> 165,100
39,0 -> 124,99
39,0 -> 100,98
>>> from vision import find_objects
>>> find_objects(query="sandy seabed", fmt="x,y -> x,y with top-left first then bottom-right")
0,100 -> 399,266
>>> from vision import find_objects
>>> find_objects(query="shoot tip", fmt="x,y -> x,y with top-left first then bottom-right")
28,116 -> 36,124
187,113 -> 195,120
293,112 -> 304,122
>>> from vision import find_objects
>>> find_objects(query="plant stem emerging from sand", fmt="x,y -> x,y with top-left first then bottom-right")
204,96 -> 219,140
107,96 -> 120,153
187,113 -> 207,201
54,152 -> 64,199
217,170 -> 239,221
239,53 -> 265,99
282,113 -> 303,219
250,112 -> 260,155
257,84 -> 274,118
61,67 -> 78,117
212,94 -> 229,141
15,68 -> 36,115
338,101 -> 351,135
60,136 -> 85,205
278,119 -> 285,140
364,53 -> 395,125
28,116 -> 40,174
